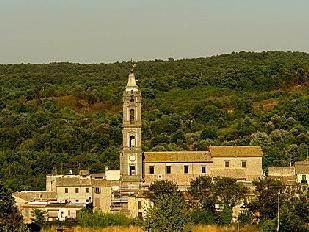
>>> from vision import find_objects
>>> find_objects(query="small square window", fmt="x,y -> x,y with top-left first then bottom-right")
225,161 -> 230,168
166,166 -> 171,174
75,188 -> 79,193
65,188 -> 68,193
149,166 -> 155,174
241,161 -> 247,168
184,165 -> 189,174
202,166 -> 206,174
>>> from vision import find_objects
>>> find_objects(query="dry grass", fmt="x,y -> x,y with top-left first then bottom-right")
42,225 -> 258,232
192,225 -> 259,232
42,226 -> 143,232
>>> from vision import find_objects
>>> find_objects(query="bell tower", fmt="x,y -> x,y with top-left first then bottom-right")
120,66 -> 143,186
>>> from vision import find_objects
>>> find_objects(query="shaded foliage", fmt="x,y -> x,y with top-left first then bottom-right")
0,51 -> 308,190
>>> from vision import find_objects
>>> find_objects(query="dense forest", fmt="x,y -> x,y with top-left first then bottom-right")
0,51 -> 308,191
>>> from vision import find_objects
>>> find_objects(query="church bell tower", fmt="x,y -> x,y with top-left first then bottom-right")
120,66 -> 143,185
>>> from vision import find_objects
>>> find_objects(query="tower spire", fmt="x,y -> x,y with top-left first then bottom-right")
126,64 -> 138,91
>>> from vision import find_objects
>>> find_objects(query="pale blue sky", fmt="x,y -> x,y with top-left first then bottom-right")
1,0 -> 309,63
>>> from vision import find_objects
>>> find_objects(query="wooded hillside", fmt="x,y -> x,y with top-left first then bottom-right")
0,51 -> 308,190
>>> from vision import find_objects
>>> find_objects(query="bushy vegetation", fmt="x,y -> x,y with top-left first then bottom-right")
0,182 -> 27,231
77,210 -> 132,228
145,179 -> 308,232
0,51 -> 308,190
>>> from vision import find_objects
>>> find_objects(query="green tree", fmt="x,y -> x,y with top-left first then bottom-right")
147,180 -> 179,202
33,209 -> 45,225
213,177 -> 247,208
144,191 -> 190,232
0,182 -> 25,232
248,179 -> 284,220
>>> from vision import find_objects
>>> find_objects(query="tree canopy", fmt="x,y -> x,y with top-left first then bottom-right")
0,51 -> 308,191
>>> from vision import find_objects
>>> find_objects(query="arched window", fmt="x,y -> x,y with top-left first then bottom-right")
129,135 -> 135,147
130,109 -> 135,123
130,96 -> 135,102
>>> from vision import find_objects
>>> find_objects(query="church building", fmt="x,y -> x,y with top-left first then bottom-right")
14,68 -> 264,221
119,68 -> 263,192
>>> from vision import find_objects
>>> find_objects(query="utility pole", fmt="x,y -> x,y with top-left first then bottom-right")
276,192 -> 280,232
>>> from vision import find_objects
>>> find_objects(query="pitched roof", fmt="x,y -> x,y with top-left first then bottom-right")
56,177 -> 92,187
294,159 -> 309,174
209,146 -> 263,157
144,151 -> 211,163
13,191 -> 57,201
268,167 -> 295,176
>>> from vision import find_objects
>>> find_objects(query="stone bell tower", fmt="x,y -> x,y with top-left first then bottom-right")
120,66 -> 143,187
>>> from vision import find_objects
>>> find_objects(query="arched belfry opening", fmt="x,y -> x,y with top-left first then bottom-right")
130,109 -> 135,124
129,135 -> 135,147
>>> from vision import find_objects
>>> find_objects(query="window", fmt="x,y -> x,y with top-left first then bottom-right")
65,188 -> 68,193
95,187 -> 100,194
130,165 -> 136,175
138,201 -> 142,210
301,175 -> 307,184
184,165 -> 189,174
129,136 -> 135,147
130,109 -> 135,123
149,166 -> 155,174
75,188 -> 79,193
130,96 -> 135,102
86,187 -> 89,193
241,161 -> 247,168
225,161 -> 230,168
75,200 -> 79,202
166,166 -> 171,174
138,212 -> 143,219
202,166 -> 206,174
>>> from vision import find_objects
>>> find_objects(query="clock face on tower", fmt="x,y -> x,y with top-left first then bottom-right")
129,155 -> 136,161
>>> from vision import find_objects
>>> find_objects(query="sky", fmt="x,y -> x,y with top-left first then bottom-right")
0,0 -> 309,64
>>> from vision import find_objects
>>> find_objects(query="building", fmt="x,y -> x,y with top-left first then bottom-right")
294,159 -> 309,184
120,69 -> 263,190
14,68 -> 265,222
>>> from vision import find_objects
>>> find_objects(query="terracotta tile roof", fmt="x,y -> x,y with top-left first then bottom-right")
268,167 -> 295,176
209,146 -> 262,157
56,177 -> 92,187
294,159 -> 309,174
91,179 -> 117,187
144,151 -> 211,163
13,191 -> 57,201
210,168 -> 246,179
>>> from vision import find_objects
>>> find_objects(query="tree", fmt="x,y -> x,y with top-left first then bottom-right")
248,179 -> 284,220
144,191 -> 190,232
0,182 -> 25,232
147,180 -> 179,202
188,176 -> 217,225
33,209 -> 45,225
213,177 -> 247,208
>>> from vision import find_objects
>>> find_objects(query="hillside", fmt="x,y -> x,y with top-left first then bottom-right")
0,51 -> 308,191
